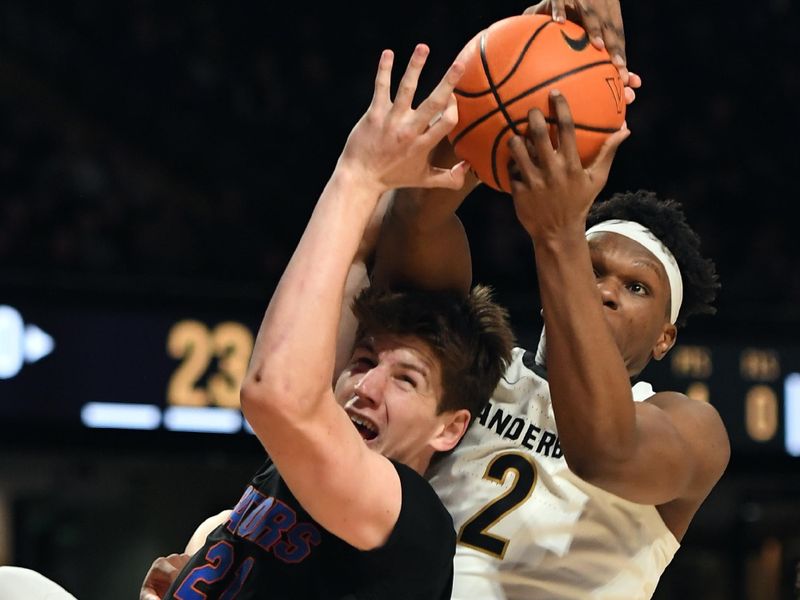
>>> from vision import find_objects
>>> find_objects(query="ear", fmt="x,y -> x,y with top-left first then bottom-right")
430,409 -> 471,453
652,323 -> 677,361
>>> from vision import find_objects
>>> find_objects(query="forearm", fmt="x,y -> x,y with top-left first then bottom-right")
334,260 -> 369,378
243,167 -> 382,413
372,183 -> 475,294
532,233 -> 637,472
333,191 -> 392,378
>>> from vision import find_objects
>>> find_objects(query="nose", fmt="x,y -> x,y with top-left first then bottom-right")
354,365 -> 387,406
596,277 -> 619,311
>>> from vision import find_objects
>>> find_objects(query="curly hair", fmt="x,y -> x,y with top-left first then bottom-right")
351,285 -> 514,424
587,190 -> 719,328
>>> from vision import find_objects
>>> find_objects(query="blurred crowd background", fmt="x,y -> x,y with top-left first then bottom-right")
0,1 -> 799,598
1,0 -> 798,321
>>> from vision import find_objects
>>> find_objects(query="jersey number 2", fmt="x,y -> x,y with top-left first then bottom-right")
457,452 -> 537,559
174,541 -> 254,600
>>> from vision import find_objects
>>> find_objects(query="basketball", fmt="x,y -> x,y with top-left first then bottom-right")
449,15 -> 626,193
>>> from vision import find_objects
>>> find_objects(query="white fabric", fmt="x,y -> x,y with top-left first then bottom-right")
428,348 -> 679,600
585,220 -> 683,324
0,567 -> 77,600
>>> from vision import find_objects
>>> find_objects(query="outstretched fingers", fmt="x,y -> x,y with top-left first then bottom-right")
416,58 -> 465,136
371,50 -> 394,112
420,93 -> 456,145
526,107 -> 557,173
508,134 -> 543,191
391,44 -> 429,113
343,45 -> 475,192
549,91 -> 580,169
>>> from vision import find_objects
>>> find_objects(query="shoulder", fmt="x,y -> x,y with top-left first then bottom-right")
359,460 -> 455,590
645,391 -> 730,495
646,391 -> 726,433
392,461 -> 454,532
380,461 -> 455,556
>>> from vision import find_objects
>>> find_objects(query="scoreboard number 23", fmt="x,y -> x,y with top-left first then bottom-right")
166,320 -> 254,408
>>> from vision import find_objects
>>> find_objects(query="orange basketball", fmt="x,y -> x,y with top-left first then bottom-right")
449,15 -> 626,193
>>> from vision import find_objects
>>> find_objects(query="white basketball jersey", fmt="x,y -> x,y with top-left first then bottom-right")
428,347 -> 679,600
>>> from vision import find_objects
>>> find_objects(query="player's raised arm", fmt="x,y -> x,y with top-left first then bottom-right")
508,93 -> 728,517
334,190 -> 392,379
239,45 -> 467,550
371,33 -> 488,295
371,143 -> 476,295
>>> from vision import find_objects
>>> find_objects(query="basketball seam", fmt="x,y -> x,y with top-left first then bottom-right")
452,59 -> 614,149
479,32 -> 523,180
455,19 -> 553,99
543,117 -> 619,133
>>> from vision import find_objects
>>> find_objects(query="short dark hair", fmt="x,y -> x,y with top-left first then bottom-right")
587,190 -> 719,328
352,285 -> 514,424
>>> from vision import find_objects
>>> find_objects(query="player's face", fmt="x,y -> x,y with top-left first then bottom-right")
587,232 -> 677,375
334,333 -> 451,472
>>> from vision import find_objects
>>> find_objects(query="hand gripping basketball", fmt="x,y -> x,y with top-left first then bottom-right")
524,0 -> 643,100
507,90 -> 630,240
339,44 -> 470,194
449,14 -> 628,193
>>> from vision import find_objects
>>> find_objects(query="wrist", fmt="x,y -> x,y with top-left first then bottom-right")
388,176 -> 476,233
333,159 -> 388,199
532,226 -> 589,254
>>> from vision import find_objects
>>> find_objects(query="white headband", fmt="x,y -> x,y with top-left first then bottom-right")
585,219 -> 683,324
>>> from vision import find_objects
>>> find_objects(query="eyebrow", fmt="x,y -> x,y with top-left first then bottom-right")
589,242 -> 662,276
630,259 -> 665,282
397,361 -> 430,378
398,361 -> 433,393
355,339 -> 432,380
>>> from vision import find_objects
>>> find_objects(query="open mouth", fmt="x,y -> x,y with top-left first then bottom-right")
350,415 -> 378,441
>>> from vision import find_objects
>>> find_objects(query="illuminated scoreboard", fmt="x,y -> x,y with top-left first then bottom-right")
637,344 -> 799,457
0,301 -> 262,442
1,300 -> 799,457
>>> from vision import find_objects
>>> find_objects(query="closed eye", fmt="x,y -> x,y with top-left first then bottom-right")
398,375 -> 417,388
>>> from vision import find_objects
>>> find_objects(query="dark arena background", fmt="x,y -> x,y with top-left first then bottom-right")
1,1 -> 799,598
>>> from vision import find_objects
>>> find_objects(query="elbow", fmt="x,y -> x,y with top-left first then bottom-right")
565,455 -> 607,483
239,369 -> 283,421
239,367 -> 328,424
239,377 -> 264,423
564,452 -> 624,486
564,451 -> 599,482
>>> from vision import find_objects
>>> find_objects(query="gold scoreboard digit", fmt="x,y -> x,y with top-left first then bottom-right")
663,343 -> 789,449
166,320 -> 254,408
